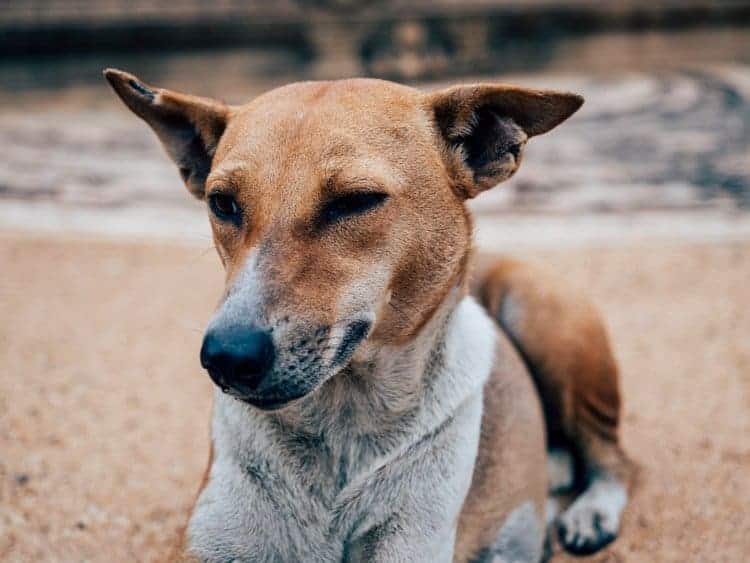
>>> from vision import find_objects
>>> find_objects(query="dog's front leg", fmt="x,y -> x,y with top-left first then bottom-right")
340,395 -> 484,563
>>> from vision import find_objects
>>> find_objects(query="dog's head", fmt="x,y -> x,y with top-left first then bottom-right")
105,69 -> 582,410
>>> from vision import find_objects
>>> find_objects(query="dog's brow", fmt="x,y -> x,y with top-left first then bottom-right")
325,174 -> 385,195
325,159 -> 405,195
206,163 -> 248,190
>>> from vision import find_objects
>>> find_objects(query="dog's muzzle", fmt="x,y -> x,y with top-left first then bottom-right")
200,316 -> 373,410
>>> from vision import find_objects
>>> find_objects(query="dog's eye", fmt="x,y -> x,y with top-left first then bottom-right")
321,192 -> 389,225
208,193 -> 241,223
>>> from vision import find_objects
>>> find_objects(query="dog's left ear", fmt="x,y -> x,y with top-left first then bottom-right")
427,84 -> 583,198
104,68 -> 230,199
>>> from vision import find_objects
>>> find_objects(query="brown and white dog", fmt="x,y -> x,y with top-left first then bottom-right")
105,69 -> 630,562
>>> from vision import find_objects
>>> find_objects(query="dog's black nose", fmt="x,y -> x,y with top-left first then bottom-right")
200,325 -> 275,392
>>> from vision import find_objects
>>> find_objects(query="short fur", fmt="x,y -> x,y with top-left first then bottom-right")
105,69 -> 629,562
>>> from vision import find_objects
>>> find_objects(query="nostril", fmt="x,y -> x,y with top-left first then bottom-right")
235,362 -> 265,388
200,331 -> 221,370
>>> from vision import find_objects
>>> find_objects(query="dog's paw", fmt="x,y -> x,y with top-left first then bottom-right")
557,473 -> 627,555
557,502 -> 617,555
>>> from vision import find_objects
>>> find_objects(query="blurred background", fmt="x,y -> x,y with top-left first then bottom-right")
2,0 -> 750,243
1,1 -> 749,561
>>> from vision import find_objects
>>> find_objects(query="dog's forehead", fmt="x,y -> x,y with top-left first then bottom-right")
215,79 -> 429,168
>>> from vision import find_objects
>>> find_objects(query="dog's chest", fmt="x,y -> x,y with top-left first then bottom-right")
190,470 -> 340,562
188,409 -> 415,562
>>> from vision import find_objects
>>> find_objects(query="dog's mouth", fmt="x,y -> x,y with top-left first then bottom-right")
205,368 -> 307,410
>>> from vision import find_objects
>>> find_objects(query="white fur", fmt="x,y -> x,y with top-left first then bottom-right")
187,296 -> 497,562
558,474 -> 627,551
209,250 -> 263,329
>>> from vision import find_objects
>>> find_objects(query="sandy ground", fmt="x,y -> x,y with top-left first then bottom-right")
1,231 -> 749,562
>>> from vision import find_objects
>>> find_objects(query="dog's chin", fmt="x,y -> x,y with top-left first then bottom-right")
236,393 -> 306,411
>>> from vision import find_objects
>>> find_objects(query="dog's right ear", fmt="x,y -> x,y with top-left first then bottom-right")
104,68 -> 229,199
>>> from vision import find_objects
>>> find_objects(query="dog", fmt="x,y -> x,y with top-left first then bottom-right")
105,68 -> 630,562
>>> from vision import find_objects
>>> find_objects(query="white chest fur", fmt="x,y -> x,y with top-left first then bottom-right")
187,297 -> 497,562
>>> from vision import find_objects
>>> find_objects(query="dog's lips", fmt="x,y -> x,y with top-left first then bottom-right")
205,367 -> 306,410
237,394 -> 303,411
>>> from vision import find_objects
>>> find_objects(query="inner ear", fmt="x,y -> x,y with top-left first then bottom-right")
461,108 -> 526,174
159,110 -> 218,194
429,84 -> 583,198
